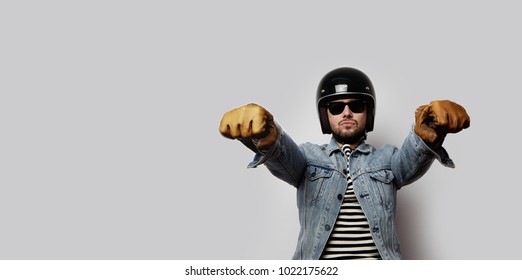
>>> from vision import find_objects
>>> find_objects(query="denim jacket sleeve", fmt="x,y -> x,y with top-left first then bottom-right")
390,125 -> 454,188
247,124 -> 307,187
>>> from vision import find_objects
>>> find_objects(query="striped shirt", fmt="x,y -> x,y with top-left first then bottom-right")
320,145 -> 381,260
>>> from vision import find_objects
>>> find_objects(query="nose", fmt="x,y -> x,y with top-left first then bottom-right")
341,104 -> 354,116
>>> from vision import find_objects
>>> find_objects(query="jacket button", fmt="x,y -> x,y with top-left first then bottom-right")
343,169 -> 349,175
325,224 -> 331,231
372,227 -> 380,233
337,194 -> 343,200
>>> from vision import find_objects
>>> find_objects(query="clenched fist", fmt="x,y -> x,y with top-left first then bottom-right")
219,103 -> 278,150
414,100 -> 470,144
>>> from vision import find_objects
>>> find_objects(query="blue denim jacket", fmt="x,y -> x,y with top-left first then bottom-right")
248,125 -> 454,260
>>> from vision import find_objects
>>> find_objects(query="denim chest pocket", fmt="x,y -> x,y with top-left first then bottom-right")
303,165 -> 333,205
368,169 -> 396,210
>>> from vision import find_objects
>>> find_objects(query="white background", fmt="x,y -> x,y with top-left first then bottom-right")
0,1 -> 520,259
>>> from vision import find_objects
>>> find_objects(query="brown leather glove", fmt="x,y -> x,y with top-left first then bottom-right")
219,103 -> 278,151
414,100 -> 470,145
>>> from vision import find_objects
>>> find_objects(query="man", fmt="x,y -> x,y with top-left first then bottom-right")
218,67 -> 470,260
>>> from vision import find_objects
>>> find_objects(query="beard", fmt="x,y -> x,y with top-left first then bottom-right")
331,122 -> 367,145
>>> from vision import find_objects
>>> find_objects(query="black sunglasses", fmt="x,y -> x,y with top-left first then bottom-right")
327,100 -> 366,115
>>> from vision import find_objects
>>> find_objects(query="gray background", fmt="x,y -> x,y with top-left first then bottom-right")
1,1 -> 520,259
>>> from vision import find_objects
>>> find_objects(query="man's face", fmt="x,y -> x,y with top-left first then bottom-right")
327,98 -> 367,146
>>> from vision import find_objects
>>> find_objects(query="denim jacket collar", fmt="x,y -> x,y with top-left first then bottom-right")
326,137 -> 373,156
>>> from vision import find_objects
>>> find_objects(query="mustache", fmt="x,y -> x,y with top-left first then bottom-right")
338,118 -> 358,125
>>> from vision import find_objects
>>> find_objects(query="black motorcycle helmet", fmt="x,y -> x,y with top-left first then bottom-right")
316,67 -> 376,134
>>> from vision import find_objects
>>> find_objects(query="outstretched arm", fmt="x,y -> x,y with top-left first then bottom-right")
219,103 -> 306,187
392,100 -> 470,187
